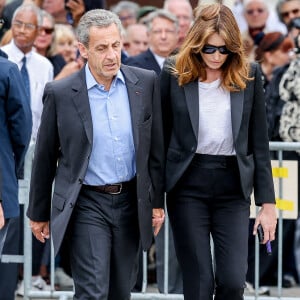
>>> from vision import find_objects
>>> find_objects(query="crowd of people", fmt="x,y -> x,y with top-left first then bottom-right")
0,0 -> 299,299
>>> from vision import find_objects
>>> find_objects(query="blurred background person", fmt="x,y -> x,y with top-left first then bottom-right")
122,23 -> 149,57
42,0 -> 68,24
0,49 -> 32,300
1,3 -> 54,295
0,0 -> 6,40
34,10 -> 83,80
277,0 -> 300,30
163,0 -> 193,48
48,24 -> 77,64
111,0 -> 139,29
241,0 -> 286,61
245,31 -> 295,293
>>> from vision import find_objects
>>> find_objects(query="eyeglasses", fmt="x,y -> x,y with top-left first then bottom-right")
0,19 -> 4,30
201,45 -> 231,55
281,8 -> 300,19
12,20 -> 37,31
246,8 -> 265,15
40,27 -> 54,34
151,29 -> 176,35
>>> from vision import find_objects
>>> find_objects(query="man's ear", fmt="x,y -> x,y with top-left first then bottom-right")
77,42 -> 88,60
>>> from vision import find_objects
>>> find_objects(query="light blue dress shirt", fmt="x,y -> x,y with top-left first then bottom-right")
84,64 -> 136,185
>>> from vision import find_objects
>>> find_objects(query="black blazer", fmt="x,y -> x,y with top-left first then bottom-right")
125,49 -> 161,75
27,64 -> 165,254
160,60 -> 275,205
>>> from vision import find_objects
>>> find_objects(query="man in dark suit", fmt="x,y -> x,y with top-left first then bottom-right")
27,9 -> 165,300
125,9 -> 178,75
0,53 -> 32,300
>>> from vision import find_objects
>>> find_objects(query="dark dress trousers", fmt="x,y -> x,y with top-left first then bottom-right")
27,64 -> 164,299
160,60 -> 275,300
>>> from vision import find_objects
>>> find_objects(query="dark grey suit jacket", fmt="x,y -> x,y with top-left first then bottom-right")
160,60 -> 275,205
125,49 -> 161,76
27,64 -> 165,255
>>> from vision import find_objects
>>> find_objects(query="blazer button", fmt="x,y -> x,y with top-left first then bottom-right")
69,202 -> 74,208
78,178 -> 83,184
191,146 -> 195,152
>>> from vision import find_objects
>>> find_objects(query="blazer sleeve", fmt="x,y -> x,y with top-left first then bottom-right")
250,63 -> 275,205
6,62 -> 32,172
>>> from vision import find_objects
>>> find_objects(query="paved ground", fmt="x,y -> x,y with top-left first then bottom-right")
15,284 -> 300,299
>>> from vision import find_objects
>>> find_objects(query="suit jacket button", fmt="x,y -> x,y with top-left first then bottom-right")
78,178 -> 83,184
69,202 -> 74,208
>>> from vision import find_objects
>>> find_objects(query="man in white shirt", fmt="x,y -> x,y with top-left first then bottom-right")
1,2 -> 53,143
0,3 -> 53,297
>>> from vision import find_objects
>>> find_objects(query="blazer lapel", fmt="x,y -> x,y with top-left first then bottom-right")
230,89 -> 244,141
184,80 -> 199,140
71,69 -> 93,145
121,65 -> 142,149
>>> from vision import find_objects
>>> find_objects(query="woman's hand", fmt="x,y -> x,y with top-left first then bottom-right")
253,203 -> 277,243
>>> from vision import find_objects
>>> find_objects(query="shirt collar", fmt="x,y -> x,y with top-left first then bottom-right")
85,63 -> 125,91
10,40 -> 33,64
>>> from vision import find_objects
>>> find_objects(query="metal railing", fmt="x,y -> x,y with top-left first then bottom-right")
1,142 -> 299,299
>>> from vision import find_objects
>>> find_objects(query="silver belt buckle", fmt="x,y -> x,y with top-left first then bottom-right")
110,183 -> 122,195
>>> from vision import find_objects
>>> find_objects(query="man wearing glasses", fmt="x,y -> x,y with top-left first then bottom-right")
0,2 -> 53,296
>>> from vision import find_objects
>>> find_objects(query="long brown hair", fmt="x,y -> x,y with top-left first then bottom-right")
173,3 -> 251,91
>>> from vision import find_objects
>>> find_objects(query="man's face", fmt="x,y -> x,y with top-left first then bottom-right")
124,24 -> 149,56
78,24 -> 122,89
42,0 -> 65,17
244,0 -> 269,28
166,0 -> 193,46
280,0 -> 300,25
148,17 -> 178,57
12,10 -> 39,53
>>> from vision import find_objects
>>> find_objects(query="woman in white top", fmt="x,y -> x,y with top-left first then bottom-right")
160,3 -> 277,300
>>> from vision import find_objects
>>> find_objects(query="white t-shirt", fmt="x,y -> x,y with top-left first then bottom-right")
196,78 -> 236,155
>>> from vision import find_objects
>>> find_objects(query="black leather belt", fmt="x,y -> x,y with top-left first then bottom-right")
82,178 -> 135,195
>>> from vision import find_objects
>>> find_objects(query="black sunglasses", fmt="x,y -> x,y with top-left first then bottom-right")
40,27 -> 54,34
201,45 -> 231,55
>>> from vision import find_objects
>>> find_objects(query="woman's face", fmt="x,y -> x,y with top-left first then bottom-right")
200,33 -> 229,71
34,17 -> 54,53
266,48 -> 293,68
55,37 -> 77,62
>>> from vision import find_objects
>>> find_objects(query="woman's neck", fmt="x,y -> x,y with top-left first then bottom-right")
201,68 -> 222,83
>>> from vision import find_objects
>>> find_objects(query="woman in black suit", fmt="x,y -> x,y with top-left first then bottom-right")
160,3 -> 277,300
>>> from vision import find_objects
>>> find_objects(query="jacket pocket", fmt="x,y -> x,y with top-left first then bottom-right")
52,193 -> 66,211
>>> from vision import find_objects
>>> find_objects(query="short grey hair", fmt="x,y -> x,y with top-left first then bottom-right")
111,1 -> 140,16
12,3 -> 42,26
144,9 -> 179,32
76,9 -> 123,47
40,9 -> 55,28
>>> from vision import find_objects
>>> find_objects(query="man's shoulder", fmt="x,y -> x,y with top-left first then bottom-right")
0,56 -> 19,75
121,63 -> 156,78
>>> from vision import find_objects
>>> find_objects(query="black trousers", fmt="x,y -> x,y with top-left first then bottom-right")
67,185 -> 140,300
167,154 -> 250,300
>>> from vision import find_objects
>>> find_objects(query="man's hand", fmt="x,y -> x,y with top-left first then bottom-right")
30,220 -> 50,243
0,202 -> 4,230
253,203 -> 277,243
152,208 -> 165,236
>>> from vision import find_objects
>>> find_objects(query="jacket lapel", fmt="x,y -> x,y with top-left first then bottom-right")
230,89 -> 244,141
121,65 -> 142,149
71,68 -> 93,145
184,80 -> 199,140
